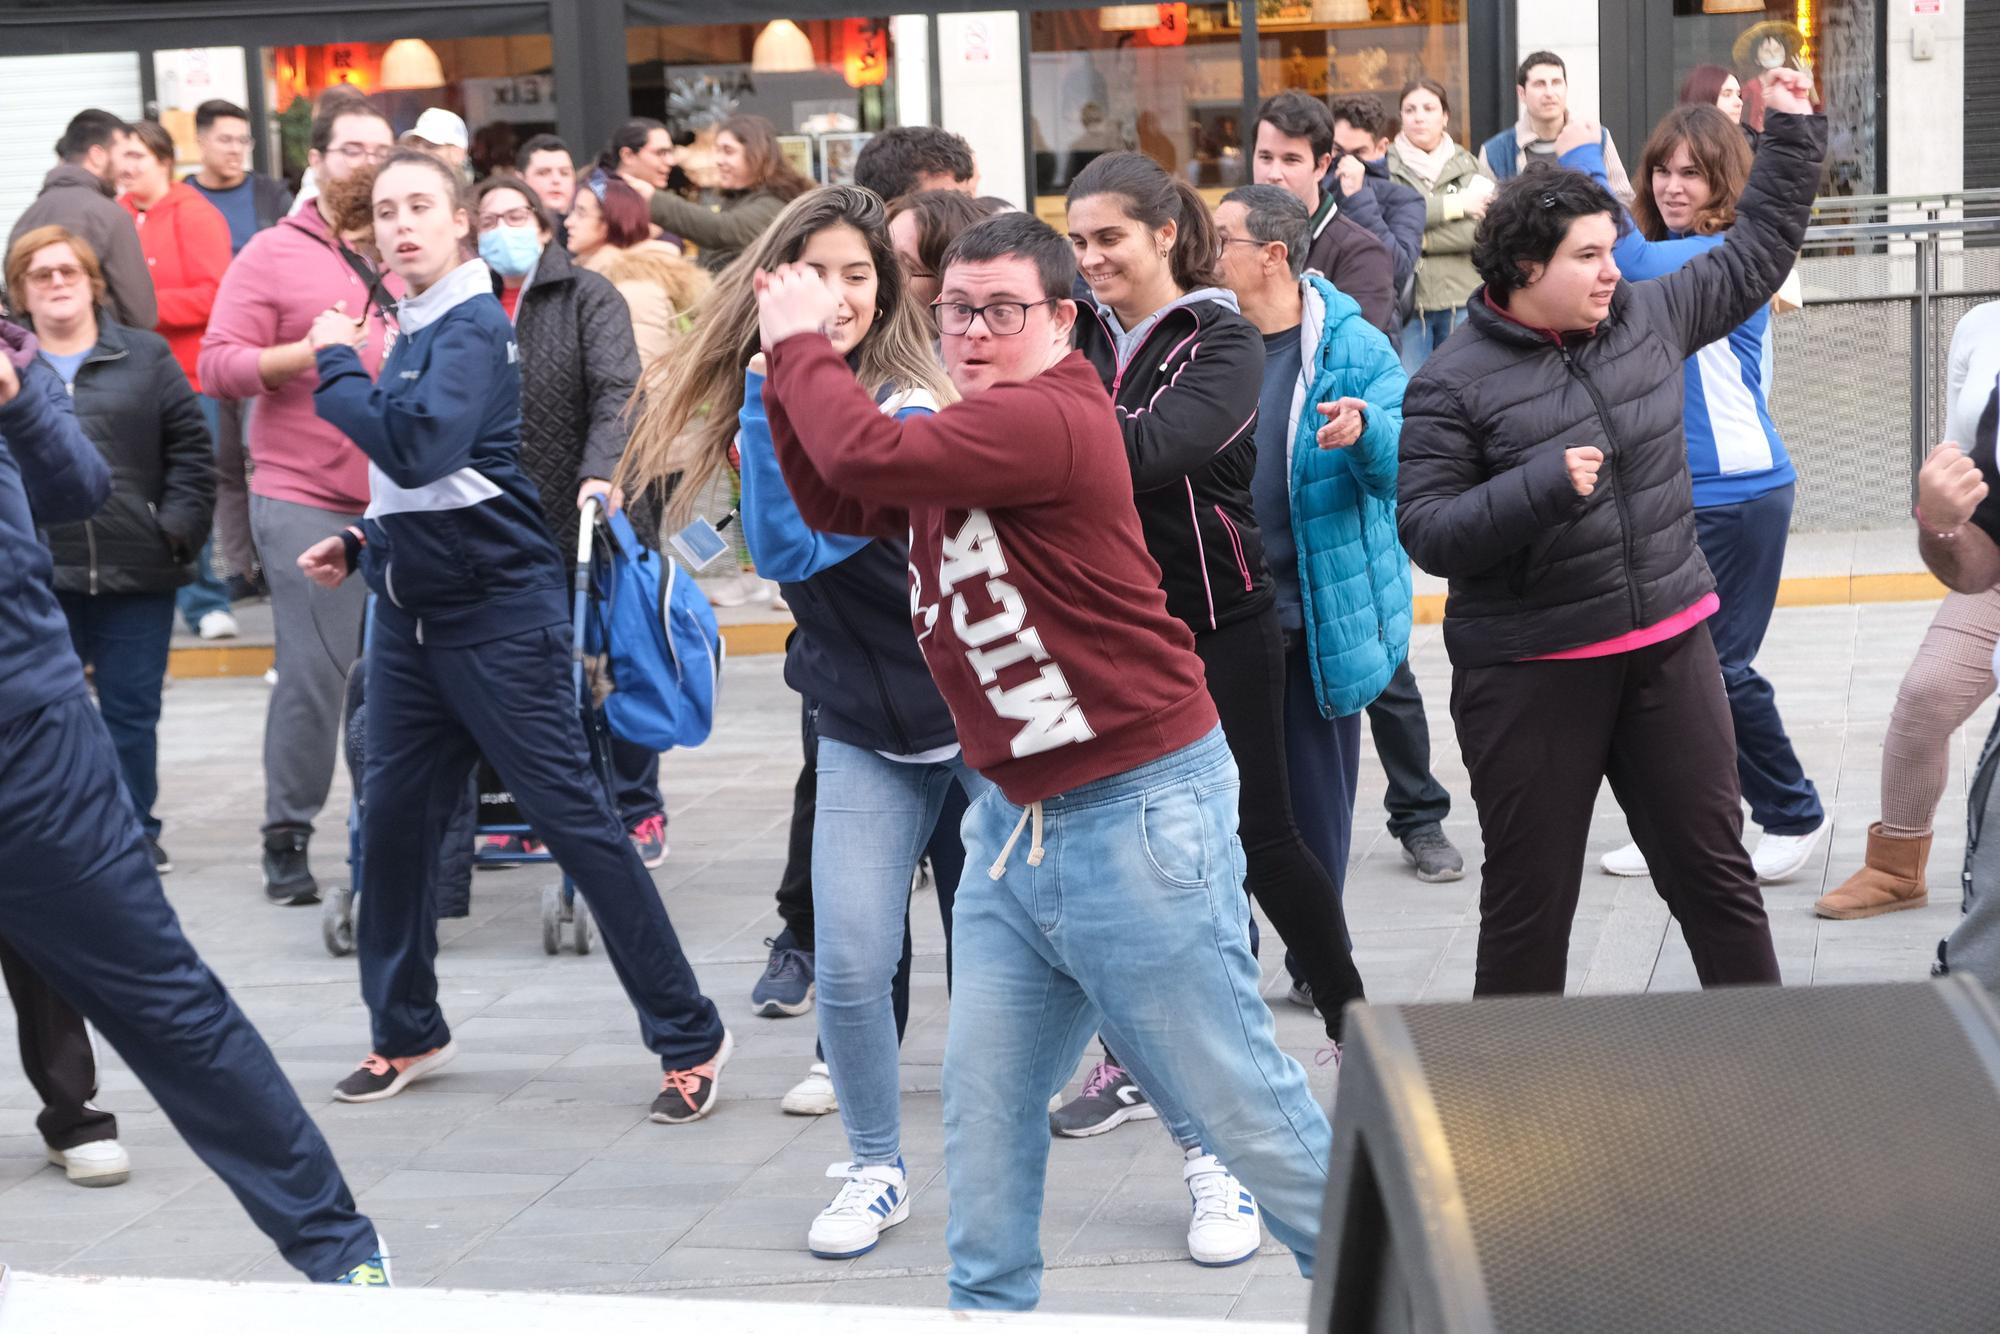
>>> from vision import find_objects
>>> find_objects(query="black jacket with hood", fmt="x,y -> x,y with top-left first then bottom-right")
1395,111 -> 1827,669
1073,283 -> 1274,635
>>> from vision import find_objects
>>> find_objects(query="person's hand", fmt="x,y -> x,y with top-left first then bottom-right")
1565,445 -> 1605,497
1916,442 -> 1989,533
1761,67 -> 1816,116
308,301 -> 366,352
753,263 -> 842,349
747,351 -> 768,377
297,535 -> 350,588
1554,118 -> 1600,156
1334,155 -> 1367,198
1316,397 -> 1369,449
1461,189 -> 1491,220
0,355 -> 18,407
578,477 -> 623,516
620,171 -> 657,201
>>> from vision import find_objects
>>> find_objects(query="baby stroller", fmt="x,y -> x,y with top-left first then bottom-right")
323,501 -> 627,958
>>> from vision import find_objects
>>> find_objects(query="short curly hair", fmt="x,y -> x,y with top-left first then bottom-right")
1472,164 -> 1626,300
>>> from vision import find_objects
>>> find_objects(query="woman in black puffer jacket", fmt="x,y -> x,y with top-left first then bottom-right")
11,225 -> 213,869
1396,78 -> 1826,998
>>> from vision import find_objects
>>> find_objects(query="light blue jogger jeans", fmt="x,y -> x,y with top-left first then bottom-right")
941,726 -> 1332,1310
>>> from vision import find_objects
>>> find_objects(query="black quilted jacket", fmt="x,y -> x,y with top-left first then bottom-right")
503,244 -> 647,556
1396,111 -> 1827,668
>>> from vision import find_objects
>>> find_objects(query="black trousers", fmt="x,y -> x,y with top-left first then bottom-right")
1450,623 -> 1782,996
0,937 -> 117,1150
1365,657 -> 1452,837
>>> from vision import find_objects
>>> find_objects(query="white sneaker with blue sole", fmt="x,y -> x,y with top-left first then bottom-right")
1184,1147 -> 1261,1267
809,1157 -> 909,1259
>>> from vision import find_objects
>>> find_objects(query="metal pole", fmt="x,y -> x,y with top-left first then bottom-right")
1911,228 -> 1933,496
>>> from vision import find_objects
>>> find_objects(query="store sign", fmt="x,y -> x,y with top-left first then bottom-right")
959,19 -> 991,64
1911,0 -> 1942,14
843,19 -> 887,88
1143,4 -> 1190,46
462,75 -> 556,126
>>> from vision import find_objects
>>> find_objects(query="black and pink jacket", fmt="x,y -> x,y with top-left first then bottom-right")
1073,283 -> 1274,634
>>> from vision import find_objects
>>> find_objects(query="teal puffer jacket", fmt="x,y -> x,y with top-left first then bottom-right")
1289,274 -> 1412,717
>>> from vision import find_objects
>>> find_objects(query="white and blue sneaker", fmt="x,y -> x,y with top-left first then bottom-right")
809,1157 -> 909,1259
1183,1147 -> 1261,1267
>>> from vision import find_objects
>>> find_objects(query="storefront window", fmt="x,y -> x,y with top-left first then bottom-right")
264,35 -> 558,189
1254,0 -> 1468,142
1670,0 -> 1878,196
152,48 -> 252,174
626,20 -> 895,190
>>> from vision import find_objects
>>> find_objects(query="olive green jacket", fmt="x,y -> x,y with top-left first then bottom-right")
1385,145 -> 1492,315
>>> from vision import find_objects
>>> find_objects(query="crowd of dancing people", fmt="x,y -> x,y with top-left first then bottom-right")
6,56 -> 1996,1309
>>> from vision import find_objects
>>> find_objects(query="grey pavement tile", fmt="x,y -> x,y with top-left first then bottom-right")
430,1256 -> 652,1290
639,1243 -> 853,1286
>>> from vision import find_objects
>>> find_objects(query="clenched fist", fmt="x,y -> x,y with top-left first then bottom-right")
1334,155 -> 1367,198
1916,442 -> 1989,533
1565,445 -> 1604,497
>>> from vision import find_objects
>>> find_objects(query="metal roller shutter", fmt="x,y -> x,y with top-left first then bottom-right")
1973,0 -> 2000,189
0,52 -> 142,247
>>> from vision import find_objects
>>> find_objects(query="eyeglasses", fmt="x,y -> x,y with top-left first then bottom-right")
203,133 -> 253,149
478,207 -> 538,231
1215,234 -> 1266,259
931,297 -> 1057,336
328,143 -> 393,164
25,264 -> 85,288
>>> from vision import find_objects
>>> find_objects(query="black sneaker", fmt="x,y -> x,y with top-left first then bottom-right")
147,836 -> 173,875
650,1031 -> 733,1124
1049,1061 -> 1157,1138
332,1041 -> 458,1103
1400,823 -> 1465,883
263,828 -> 321,905
751,931 -> 815,1017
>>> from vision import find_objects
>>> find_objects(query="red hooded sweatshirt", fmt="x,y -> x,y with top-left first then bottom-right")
119,182 -> 231,392
765,334 -> 1217,805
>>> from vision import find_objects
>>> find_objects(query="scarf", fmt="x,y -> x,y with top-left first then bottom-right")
1394,131 -> 1458,190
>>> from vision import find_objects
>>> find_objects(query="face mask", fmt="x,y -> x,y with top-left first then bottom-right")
480,225 -> 542,278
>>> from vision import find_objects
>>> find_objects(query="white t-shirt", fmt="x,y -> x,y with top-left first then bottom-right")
1948,300 -> 2000,451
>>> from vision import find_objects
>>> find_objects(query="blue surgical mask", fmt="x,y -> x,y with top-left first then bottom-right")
480,225 -> 542,279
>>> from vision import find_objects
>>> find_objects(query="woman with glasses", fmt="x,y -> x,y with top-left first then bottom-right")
620,185 -> 967,1263
1059,150 -> 1366,1270
466,177 -> 669,869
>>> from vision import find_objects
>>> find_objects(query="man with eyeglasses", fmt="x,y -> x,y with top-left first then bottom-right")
199,96 -> 397,910
189,99 -> 293,257
755,211 -> 1334,1311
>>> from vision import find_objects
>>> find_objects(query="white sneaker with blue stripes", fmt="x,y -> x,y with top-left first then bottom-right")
1183,1147 -> 1261,1267
809,1157 -> 909,1259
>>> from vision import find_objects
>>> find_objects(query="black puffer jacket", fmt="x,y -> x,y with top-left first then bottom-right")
38,319 -> 214,595
1073,285 -> 1273,634
505,244 -> 649,554
1397,111 -> 1826,668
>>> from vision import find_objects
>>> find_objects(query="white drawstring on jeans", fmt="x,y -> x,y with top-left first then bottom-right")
988,800 -> 1046,880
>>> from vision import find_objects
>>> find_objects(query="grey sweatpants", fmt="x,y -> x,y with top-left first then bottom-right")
250,494 -> 367,834
1944,711 -> 2000,986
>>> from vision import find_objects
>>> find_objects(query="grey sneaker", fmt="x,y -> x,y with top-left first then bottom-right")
1400,823 -> 1465,883
1049,1061 -> 1156,1138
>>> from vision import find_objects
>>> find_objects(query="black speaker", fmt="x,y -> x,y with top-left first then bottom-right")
1308,977 -> 2000,1334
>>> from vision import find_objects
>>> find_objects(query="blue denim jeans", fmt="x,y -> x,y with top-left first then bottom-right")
813,736 -> 971,1165
941,727 -> 1332,1310
1399,305 -> 1468,376
175,395 -> 231,630
56,591 -> 176,837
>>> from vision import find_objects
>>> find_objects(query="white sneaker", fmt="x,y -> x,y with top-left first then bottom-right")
1183,1148 -> 1260,1267
48,1138 -> 130,1187
706,575 -> 750,608
808,1158 -> 908,1259
1753,823 -> 1827,884
782,1062 -> 838,1116
1600,841 -> 1650,877
262,667 -> 279,685
196,609 -> 240,640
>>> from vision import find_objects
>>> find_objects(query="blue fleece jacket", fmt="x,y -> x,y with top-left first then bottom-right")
1562,140 -> 1796,509
314,260 -> 568,646
0,330 -> 112,724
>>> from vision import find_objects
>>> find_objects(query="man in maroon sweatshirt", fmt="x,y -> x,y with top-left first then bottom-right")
758,212 -> 1332,1310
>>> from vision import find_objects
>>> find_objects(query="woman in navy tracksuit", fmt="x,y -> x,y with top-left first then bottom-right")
302,149 -> 729,1123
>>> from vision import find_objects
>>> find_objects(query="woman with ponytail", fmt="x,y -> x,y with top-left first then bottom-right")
1059,150 -> 1367,1268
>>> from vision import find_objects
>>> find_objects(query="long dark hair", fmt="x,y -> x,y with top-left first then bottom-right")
1066,150 -> 1220,293
598,117 -> 666,173
718,114 -> 813,202
1632,104 -> 1751,241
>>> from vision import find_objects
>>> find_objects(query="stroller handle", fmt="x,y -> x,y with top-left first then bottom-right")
577,493 -> 605,568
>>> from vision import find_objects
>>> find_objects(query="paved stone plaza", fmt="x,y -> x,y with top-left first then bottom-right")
0,599 -> 1984,1321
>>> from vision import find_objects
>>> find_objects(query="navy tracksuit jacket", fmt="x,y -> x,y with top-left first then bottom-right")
312,260 -> 722,1068
0,320 -> 376,1279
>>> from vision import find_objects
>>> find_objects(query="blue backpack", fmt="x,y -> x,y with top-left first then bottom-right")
591,510 -> 724,751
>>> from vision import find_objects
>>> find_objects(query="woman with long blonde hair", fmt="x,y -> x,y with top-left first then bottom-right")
624,185 -> 967,1262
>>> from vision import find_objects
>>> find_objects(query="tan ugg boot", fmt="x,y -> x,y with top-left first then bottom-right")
1813,824 -> 1931,919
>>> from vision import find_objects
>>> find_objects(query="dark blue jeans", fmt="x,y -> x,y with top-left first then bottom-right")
1694,483 -> 1823,836
175,395 -> 230,630
56,590 -> 175,837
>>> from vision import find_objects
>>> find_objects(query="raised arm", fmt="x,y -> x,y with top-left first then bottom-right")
198,246 -> 312,397
738,364 -> 872,580
648,190 -> 784,253
311,316 -> 492,488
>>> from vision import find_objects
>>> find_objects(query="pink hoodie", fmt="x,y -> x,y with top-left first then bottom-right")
197,201 -> 393,512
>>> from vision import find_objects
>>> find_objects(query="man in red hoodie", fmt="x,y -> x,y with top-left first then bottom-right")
758,212 -> 1332,1311
198,97 -> 395,907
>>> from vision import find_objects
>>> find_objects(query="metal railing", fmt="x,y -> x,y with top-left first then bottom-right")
1770,209 -> 2000,531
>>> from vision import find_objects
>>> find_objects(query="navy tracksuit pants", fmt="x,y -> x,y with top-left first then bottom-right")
0,692 -> 375,1279
359,619 -> 724,1068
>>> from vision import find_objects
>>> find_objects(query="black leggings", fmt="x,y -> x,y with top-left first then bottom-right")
1196,609 -> 1366,1036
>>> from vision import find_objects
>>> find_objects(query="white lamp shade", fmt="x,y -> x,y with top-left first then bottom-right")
751,20 -> 816,73
380,39 -> 445,90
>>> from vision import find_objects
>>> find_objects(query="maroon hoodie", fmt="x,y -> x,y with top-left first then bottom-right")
765,334 -> 1217,804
